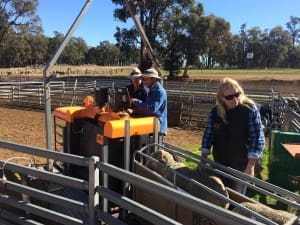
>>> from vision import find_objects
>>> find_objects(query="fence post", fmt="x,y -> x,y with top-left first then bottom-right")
71,79 -> 78,106
10,86 -> 14,105
61,81 -> 65,107
89,156 -> 100,225
17,84 -> 20,105
39,87 -> 43,106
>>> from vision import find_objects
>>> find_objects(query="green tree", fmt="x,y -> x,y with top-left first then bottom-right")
114,27 -> 140,65
160,6 -> 186,77
236,24 -> 248,68
112,0 -> 197,71
180,3 -> 205,76
246,27 -> 264,68
4,33 -> 31,66
286,16 -> 300,48
86,41 -> 121,66
46,32 -> 88,65
0,0 -> 41,43
0,0 -> 42,67
60,37 -> 88,65
268,26 -> 291,67
224,34 -> 239,68
98,41 -> 121,65
203,15 -> 231,68
286,16 -> 300,67
260,30 -> 271,68
46,31 -> 64,63
26,33 -> 48,65
85,47 -> 98,65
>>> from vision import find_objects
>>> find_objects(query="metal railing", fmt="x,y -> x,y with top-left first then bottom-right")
0,81 -> 96,109
0,79 -> 298,131
133,142 -> 300,225
0,139 -> 269,225
0,140 -> 98,225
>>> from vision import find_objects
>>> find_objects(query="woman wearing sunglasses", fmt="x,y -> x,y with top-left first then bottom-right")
200,77 -> 265,194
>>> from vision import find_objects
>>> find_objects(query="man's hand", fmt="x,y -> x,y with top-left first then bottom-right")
126,108 -> 134,114
129,97 -> 135,105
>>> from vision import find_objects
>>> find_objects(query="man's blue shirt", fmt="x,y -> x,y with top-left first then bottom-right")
133,82 -> 168,134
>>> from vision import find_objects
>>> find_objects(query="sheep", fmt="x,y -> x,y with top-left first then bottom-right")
146,150 -> 230,209
232,202 -> 298,225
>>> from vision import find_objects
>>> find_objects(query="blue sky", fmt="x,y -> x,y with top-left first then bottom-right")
37,0 -> 300,47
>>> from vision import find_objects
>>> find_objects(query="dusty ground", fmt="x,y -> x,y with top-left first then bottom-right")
0,107 -> 201,161
0,107 -> 46,147
0,107 -> 47,164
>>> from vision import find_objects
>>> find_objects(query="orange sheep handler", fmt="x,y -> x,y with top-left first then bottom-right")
53,95 -> 156,139
52,91 -> 159,214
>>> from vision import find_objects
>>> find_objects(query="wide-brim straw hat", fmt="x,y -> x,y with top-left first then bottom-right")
142,68 -> 161,79
128,67 -> 142,79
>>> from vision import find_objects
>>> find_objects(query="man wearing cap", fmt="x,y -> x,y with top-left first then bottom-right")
126,67 -> 147,101
127,68 -> 168,135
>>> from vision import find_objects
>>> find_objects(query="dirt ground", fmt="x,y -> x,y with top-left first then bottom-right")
0,107 -> 201,160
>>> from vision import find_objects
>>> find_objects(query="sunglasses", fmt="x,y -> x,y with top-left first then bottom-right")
223,92 -> 240,100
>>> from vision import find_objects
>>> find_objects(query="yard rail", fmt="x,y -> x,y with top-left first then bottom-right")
132,142 -> 300,225
0,78 -> 297,131
0,140 -> 269,225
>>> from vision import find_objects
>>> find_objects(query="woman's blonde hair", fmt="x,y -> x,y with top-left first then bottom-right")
216,77 -> 255,123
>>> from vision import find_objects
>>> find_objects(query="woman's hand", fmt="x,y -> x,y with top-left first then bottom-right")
244,158 -> 256,177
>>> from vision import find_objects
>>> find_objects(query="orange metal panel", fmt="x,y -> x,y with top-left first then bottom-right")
52,106 -> 85,122
53,106 -> 156,138
53,106 -> 106,122
103,117 -> 156,138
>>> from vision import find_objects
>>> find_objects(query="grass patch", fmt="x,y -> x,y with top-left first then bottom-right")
183,148 -> 214,169
183,149 -> 200,169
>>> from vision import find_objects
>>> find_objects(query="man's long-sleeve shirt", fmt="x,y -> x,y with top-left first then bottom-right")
132,82 -> 168,134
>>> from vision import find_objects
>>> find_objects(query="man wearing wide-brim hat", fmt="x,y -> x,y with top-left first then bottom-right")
127,68 -> 167,135
126,67 -> 147,101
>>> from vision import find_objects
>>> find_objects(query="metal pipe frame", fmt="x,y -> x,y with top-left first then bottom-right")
42,0 -> 94,159
0,195 -> 83,225
0,139 -> 96,224
133,146 -> 278,225
99,187 -> 182,225
163,142 -> 300,207
0,140 -> 89,167
99,161 -> 264,225
0,180 -> 87,213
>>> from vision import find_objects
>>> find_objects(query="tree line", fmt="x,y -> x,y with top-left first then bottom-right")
1,0 -> 300,77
